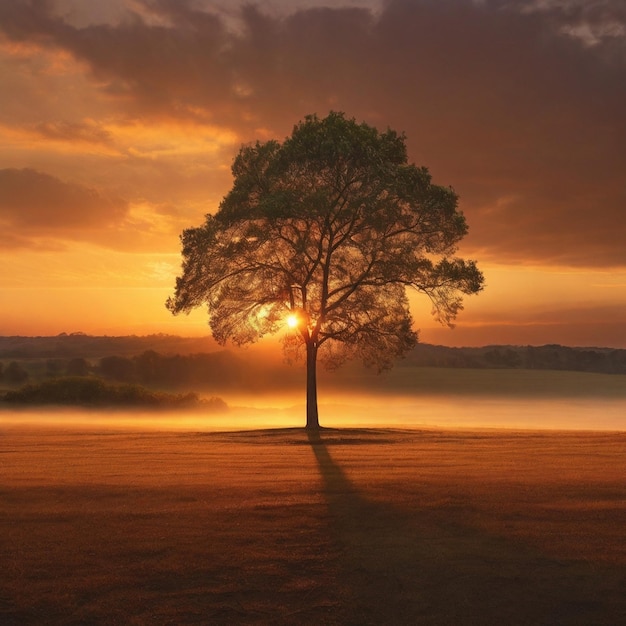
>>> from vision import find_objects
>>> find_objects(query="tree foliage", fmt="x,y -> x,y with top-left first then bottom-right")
167,112 -> 484,426
3,361 -> 29,385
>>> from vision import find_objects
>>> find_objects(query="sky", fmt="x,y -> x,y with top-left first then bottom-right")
0,0 -> 624,348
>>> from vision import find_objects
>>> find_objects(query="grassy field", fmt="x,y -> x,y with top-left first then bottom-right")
1,425 -> 625,624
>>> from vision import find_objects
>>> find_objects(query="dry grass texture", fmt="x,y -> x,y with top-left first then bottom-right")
1,426 -> 625,624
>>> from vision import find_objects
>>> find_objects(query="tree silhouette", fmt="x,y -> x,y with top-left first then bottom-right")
167,112 -> 483,429
4,361 -> 29,385
66,357 -> 90,377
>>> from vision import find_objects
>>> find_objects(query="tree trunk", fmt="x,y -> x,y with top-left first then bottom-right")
305,340 -> 320,430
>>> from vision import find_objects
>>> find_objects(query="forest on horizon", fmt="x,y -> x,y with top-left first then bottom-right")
1,334 -> 625,380
1,334 -> 625,411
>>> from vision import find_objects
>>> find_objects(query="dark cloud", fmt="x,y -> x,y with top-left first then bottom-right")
0,168 -> 128,238
514,0 -> 626,58
0,0 -> 624,266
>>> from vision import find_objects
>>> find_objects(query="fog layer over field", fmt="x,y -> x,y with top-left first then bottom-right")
2,393 -> 625,432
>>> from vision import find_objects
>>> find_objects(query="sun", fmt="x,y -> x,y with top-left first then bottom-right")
286,313 -> 299,329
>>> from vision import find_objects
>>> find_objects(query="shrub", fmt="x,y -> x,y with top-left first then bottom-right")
2,377 -> 227,411
3,362 -> 29,384
66,358 -> 90,377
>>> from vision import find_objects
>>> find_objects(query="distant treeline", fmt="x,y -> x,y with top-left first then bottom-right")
0,348 -> 298,392
95,350 -> 280,390
1,336 -> 625,388
401,344 -> 626,375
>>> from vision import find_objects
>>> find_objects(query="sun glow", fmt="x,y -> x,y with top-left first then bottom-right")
286,314 -> 299,329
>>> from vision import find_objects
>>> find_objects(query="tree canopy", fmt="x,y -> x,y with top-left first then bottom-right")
167,112 -> 484,428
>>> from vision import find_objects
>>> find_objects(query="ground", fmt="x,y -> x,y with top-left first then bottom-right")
1,426 -> 625,624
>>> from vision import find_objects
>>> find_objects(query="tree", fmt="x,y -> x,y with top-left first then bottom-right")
66,357 -> 90,377
167,112 -> 484,429
4,361 -> 29,385
98,355 -> 135,383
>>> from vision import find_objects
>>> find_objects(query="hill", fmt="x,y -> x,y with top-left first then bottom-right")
0,333 -> 219,359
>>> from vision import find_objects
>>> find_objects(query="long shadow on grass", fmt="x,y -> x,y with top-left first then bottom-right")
307,428 -> 625,626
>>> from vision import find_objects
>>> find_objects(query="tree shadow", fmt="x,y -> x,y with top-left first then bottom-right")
307,429 -> 626,625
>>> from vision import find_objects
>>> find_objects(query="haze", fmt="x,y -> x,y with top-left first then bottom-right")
4,392 -> 626,432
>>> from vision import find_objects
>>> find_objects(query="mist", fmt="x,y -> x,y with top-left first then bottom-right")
3,393 -> 625,432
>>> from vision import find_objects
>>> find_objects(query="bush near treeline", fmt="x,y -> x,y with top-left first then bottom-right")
2,377 -> 227,411
0,361 -> 29,384
97,350 -> 257,387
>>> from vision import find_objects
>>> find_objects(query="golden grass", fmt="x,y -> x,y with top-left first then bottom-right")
1,426 -> 625,624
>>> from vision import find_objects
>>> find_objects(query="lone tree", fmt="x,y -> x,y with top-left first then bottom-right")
167,112 -> 484,429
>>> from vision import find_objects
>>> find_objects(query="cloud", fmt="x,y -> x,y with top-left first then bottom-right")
0,167 -> 128,238
0,0 -> 624,266
517,0 -> 626,52
33,119 -> 113,144
0,166 -> 223,252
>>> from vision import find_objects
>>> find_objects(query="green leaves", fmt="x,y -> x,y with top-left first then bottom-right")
168,111 -> 484,366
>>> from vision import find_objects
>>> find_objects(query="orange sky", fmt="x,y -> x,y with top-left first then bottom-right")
1,0 -> 625,347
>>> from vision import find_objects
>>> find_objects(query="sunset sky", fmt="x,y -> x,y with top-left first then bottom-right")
0,0 -> 624,348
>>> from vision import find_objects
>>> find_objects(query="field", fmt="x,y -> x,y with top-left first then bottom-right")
1,424 -> 625,624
